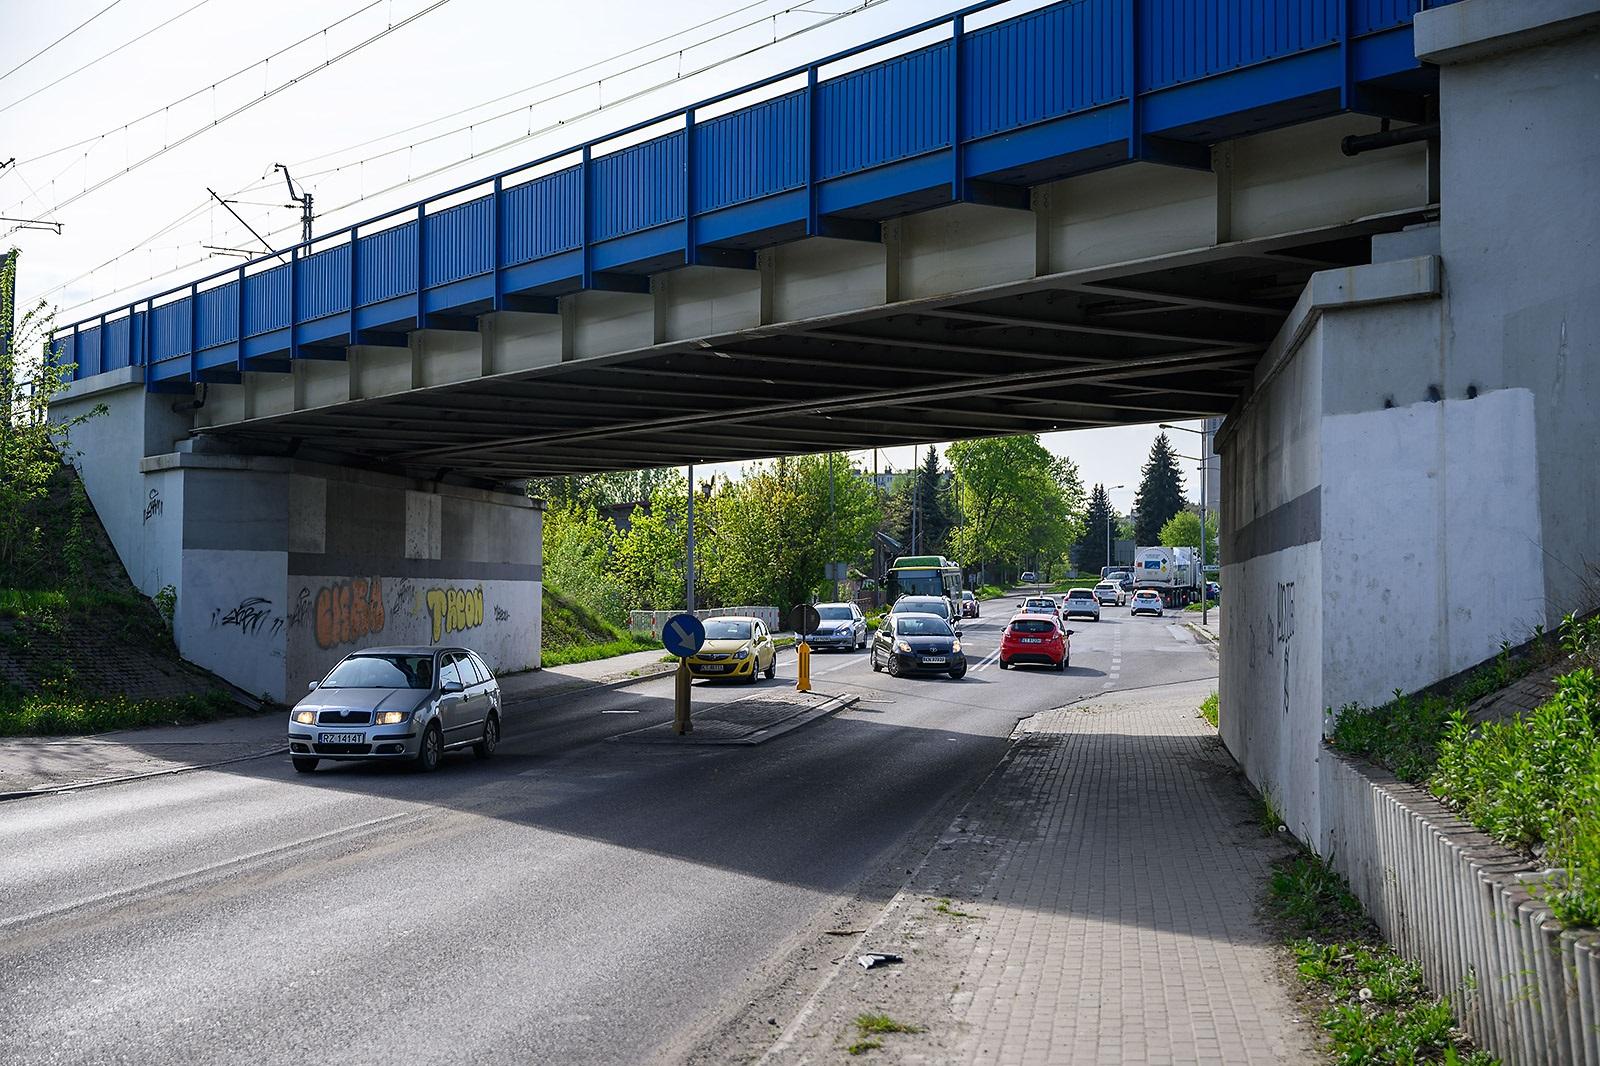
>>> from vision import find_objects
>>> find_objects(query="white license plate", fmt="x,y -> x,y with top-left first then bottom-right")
921,656 -> 946,664
1022,637 -> 1042,644
697,664 -> 727,673
319,732 -> 364,744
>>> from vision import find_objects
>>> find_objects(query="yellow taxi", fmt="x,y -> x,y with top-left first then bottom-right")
685,616 -> 777,683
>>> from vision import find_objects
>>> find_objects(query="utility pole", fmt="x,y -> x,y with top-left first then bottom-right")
828,451 -> 838,601
685,463 -> 696,613
274,163 -> 314,243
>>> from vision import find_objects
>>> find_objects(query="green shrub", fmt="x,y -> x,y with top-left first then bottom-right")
1199,691 -> 1219,727
0,687 -> 237,737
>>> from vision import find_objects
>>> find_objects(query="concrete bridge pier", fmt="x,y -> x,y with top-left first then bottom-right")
52,377 -> 542,703
1219,0 -> 1600,842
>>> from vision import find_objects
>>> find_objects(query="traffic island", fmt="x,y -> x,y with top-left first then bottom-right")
610,690 -> 858,746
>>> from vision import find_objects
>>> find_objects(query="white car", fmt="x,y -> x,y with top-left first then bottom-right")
1093,581 -> 1124,607
1061,588 -> 1101,621
1130,589 -> 1165,617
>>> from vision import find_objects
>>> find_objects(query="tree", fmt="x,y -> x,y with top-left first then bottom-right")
946,435 -> 1083,579
542,502 -> 625,622
1078,484 -> 1116,573
610,473 -> 699,611
1133,432 -> 1187,545
526,468 -> 674,510
1158,509 -> 1220,564
1,250 -> 104,581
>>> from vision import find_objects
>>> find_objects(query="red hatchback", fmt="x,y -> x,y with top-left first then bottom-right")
999,613 -> 1072,671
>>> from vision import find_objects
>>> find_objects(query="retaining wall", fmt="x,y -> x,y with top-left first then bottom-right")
1320,750 -> 1600,1065
628,607 -> 781,640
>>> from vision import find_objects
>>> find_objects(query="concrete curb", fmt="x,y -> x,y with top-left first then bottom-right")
0,657 -> 690,803
1183,621 -> 1219,645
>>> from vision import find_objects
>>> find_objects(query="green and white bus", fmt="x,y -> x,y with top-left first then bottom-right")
885,555 -> 963,616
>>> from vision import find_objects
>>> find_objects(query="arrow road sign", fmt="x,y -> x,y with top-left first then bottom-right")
662,613 -> 706,658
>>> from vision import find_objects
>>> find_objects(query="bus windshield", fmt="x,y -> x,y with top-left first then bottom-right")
888,570 -> 948,599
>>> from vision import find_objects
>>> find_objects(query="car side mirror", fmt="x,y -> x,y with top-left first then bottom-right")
442,680 -> 465,694
1066,629 -> 1076,636
307,680 -> 318,692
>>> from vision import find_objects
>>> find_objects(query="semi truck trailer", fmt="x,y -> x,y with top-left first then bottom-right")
1132,546 -> 1202,607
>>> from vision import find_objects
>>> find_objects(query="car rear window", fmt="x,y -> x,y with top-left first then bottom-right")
1011,619 -> 1057,634
1066,590 -> 1094,600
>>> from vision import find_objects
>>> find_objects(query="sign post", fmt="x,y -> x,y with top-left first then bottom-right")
662,613 -> 706,735
789,603 -> 821,694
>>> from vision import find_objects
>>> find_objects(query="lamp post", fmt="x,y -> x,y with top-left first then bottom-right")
1105,484 -> 1126,572
685,463 -> 696,613
1162,423 -> 1215,627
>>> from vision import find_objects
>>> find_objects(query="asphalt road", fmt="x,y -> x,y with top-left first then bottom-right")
0,595 -> 1217,1066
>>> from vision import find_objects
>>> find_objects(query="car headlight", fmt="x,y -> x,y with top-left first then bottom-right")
733,649 -> 750,660
896,640 -> 912,653
293,709 -> 315,725
951,640 -> 961,654
375,710 -> 409,725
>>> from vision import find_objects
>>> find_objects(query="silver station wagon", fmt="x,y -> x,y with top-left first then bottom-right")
287,646 -> 502,773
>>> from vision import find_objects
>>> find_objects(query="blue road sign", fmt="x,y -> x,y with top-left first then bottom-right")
662,613 -> 706,658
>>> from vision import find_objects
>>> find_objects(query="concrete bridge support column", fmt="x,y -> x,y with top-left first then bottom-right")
1218,0 -> 1600,842
52,378 -> 542,704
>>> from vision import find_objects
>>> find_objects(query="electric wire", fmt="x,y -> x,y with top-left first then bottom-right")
0,0 -> 128,86
0,0 -> 220,118
1,0 -> 454,233
38,0 -> 892,318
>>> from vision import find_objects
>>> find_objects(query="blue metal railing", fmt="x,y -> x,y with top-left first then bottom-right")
51,0 -> 1446,390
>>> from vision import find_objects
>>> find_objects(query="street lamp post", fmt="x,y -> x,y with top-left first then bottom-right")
1161,424 -> 1214,627
1106,484 -> 1126,572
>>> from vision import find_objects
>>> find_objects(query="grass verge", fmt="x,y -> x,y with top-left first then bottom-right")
1199,691 -> 1219,728
539,586 -> 661,667
1329,614 -> 1600,927
1267,851 -> 1496,1065
0,686 -> 238,737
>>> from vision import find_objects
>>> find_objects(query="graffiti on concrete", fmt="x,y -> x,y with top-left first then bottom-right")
314,577 -> 386,650
426,585 -> 485,643
285,587 -> 313,631
1277,581 -> 1296,716
142,488 -> 163,524
494,605 -> 510,622
213,596 -> 282,638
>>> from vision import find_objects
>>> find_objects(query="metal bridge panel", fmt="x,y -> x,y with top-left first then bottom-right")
1138,0 -> 1339,93
150,301 -> 191,362
103,315 -> 132,372
425,197 -> 492,287
593,131 -> 686,243
963,0 -> 1124,140
1354,0 -> 1424,36
196,281 -> 239,350
244,265 -> 290,336
817,41 -> 953,180
357,222 -> 418,305
694,90 -> 806,213
503,167 -> 582,265
297,244 -> 352,322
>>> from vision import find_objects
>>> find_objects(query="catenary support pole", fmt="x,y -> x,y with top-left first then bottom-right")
686,463 -> 696,614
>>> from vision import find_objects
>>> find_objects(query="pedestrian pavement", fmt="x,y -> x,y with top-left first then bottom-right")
767,676 -> 1316,1065
0,647 -> 683,798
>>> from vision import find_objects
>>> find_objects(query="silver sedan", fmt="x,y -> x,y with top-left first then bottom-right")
287,646 -> 502,773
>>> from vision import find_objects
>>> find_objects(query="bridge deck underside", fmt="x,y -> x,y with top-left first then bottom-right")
205,225 -> 1387,478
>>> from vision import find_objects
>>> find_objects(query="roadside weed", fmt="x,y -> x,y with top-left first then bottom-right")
932,898 -> 979,919
854,1014 -> 922,1036
1257,789 -> 1287,836
846,1039 -> 882,1055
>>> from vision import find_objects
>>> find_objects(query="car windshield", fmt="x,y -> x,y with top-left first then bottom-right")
1011,619 -> 1057,634
322,654 -> 434,689
816,606 -> 852,621
896,617 -> 953,637
962,592 -> 975,600
893,599 -> 947,617
704,620 -> 753,640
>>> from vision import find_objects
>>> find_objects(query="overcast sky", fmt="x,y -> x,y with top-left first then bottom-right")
2,0 -> 1204,512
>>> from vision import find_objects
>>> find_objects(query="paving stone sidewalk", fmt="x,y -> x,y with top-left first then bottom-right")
769,677 -> 1316,1065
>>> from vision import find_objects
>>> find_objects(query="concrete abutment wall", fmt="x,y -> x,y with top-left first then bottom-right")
51,379 -> 542,703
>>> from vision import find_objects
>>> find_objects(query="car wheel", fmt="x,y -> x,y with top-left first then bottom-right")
870,648 -> 883,672
473,712 -> 499,759
414,723 -> 443,773
887,655 -> 902,678
291,756 -> 318,774
998,658 -> 1009,670
1056,657 -> 1066,672
1064,655 -> 1071,669
746,658 -> 761,684
948,667 -> 966,680
764,652 -> 776,679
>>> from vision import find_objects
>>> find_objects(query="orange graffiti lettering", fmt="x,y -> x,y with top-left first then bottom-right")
313,577 -> 386,650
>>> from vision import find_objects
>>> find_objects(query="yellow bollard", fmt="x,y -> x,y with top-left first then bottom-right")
673,658 -> 693,734
796,641 -> 811,692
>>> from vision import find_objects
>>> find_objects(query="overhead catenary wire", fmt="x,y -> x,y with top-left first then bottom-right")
1,0 -> 455,234
0,0 -> 220,118
0,0 -> 128,86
